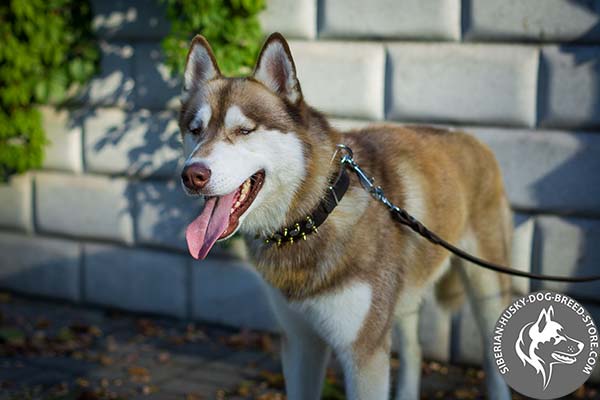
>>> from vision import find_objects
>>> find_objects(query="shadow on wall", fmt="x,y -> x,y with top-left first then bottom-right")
538,1 -> 600,129
66,104 -> 203,253
566,0 -> 600,41
59,0 -> 199,251
526,130 -> 600,302
90,0 -> 171,40
530,2 -> 600,303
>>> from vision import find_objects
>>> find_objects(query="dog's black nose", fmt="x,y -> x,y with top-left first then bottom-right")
182,163 -> 211,191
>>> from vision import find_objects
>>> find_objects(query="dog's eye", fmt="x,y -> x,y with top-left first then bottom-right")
190,127 -> 202,136
238,127 -> 255,135
553,336 -> 563,344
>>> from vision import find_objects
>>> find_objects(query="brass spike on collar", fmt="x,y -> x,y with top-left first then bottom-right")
262,166 -> 350,247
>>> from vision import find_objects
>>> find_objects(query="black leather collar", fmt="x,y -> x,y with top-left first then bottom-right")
262,167 -> 350,246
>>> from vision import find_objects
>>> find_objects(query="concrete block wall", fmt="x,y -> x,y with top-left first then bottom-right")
1,0 -> 599,373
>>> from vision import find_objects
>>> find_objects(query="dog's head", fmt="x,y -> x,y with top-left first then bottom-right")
179,33 -> 313,259
515,306 -> 584,388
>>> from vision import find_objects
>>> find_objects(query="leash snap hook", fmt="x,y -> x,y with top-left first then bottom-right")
334,144 -> 377,192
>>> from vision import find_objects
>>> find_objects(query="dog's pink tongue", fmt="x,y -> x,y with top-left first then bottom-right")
186,191 -> 236,260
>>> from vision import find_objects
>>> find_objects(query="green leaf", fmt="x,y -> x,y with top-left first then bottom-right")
34,80 -> 48,102
160,0 -> 264,77
0,0 -> 99,180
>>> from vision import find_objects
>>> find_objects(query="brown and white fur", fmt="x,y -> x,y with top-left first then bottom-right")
179,33 -> 513,400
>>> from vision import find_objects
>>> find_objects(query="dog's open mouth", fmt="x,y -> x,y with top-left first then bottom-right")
221,171 -> 265,239
185,171 -> 265,260
552,351 -> 577,364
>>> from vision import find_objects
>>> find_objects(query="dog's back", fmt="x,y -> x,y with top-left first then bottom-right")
340,124 -> 512,305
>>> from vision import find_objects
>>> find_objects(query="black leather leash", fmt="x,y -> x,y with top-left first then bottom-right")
335,144 -> 600,283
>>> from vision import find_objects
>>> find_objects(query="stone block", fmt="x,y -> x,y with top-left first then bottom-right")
35,172 -> 134,244
328,118 -> 372,131
78,41 -> 135,108
387,43 -> 539,127
469,127 -> 600,215
463,0 -> 600,43
0,232 -> 81,301
0,174 -> 32,232
538,46 -> 600,129
83,243 -> 188,317
260,0 -> 316,39
320,0 -> 460,40
83,108 -> 181,178
134,43 -> 181,110
191,259 -> 277,331
536,216 -> 600,303
289,41 -> 385,120
91,0 -> 170,40
39,107 -> 83,172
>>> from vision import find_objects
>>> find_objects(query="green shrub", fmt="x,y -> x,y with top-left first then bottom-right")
161,0 -> 266,77
0,0 -> 99,179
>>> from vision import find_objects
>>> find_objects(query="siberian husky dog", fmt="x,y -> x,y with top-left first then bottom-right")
179,32 -> 513,400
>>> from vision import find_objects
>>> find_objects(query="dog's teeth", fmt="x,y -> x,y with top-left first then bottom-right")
239,179 -> 251,203
242,181 -> 250,193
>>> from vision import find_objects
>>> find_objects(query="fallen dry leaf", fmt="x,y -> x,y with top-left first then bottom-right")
75,377 -> 90,388
237,380 -> 254,396
128,366 -> 150,383
259,370 -> 285,388
257,393 -> 286,400
260,334 -> 274,353
99,354 -> 114,366
157,351 -> 170,364
35,317 -> 51,329
140,384 -> 159,395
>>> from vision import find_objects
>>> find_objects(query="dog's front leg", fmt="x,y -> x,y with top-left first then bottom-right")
338,336 -> 391,400
266,287 -> 331,400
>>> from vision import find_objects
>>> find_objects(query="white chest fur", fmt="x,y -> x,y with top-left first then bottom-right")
290,281 -> 372,350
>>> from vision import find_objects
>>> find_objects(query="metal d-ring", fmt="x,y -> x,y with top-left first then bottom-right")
330,144 -> 354,166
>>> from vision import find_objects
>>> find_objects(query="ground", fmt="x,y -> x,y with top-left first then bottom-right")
0,294 -> 597,400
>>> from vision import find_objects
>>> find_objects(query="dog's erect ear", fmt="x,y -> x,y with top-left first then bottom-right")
253,33 -> 302,104
183,35 -> 221,92
535,307 -> 551,333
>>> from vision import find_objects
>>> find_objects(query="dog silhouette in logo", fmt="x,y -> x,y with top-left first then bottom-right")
515,306 -> 584,389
